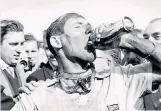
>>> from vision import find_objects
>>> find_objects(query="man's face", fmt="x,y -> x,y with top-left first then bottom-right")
23,41 -> 39,67
143,20 -> 161,44
93,50 -> 114,76
43,40 -> 58,67
1,32 -> 25,66
122,49 -> 144,65
61,17 -> 96,62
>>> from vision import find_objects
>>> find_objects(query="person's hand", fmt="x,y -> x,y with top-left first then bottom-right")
93,22 -> 126,50
29,79 -> 59,108
19,81 -> 39,94
18,79 -> 58,94
119,33 -> 135,50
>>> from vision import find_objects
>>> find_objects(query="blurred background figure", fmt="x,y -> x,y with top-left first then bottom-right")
20,33 -> 40,76
143,18 -> 161,110
121,29 -> 146,66
42,30 -> 58,69
0,20 -> 25,110
26,30 -> 58,83
38,41 -> 48,66
143,18 -> 161,43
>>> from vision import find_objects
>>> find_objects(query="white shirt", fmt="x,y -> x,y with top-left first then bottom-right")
0,58 -> 9,71
11,63 -> 153,111
106,63 -> 153,110
0,59 -> 15,78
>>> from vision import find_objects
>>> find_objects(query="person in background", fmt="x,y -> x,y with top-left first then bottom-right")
0,20 -> 25,110
26,30 -> 58,83
38,41 -> 48,67
143,18 -> 161,110
20,33 -> 40,76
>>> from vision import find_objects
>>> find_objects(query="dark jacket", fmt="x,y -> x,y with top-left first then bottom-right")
1,85 -> 15,110
26,62 -> 57,83
144,84 -> 161,110
0,69 -> 21,110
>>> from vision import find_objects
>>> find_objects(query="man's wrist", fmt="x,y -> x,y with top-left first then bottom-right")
144,41 -> 156,59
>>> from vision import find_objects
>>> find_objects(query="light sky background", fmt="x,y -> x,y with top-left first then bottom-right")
0,0 -> 161,41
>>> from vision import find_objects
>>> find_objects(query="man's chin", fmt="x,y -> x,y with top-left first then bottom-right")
10,61 -> 17,67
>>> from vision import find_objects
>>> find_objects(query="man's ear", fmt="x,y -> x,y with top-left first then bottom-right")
50,36 -> 62,48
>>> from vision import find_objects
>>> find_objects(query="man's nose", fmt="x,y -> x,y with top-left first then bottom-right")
149,37 -> 156,43
16,45 -> 23,54
28,52 -> 32,58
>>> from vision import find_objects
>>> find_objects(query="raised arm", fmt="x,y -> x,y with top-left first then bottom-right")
119,34 -> 161,70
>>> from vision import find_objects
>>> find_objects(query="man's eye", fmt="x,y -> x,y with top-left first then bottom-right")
9,43 -> 18,46
74,26 -> 81,28
144,38 -> 149,40
154,35 -> 161,40
143,34 -> 149,39
31,50 -> 36,53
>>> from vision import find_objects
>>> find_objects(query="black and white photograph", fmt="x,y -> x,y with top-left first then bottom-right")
0,0 -> 161,110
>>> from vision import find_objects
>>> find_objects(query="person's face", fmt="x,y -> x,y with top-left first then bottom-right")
93,50 -> 114,75
61,17 -> 96,63
122,49 -> 144,65
43,42 -> 58,67
1,32 -> 25,66
143,20 -> 161,44
23,41 -> 39,66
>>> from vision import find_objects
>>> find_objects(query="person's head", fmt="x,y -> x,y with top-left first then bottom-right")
23,34 -> 39,67
106,49 -> 121,66
46,13 -> 96,67
143,18 -> 161,44
43,30 -> 58,67
0,20 -> 25,66
93,49 -> 115,75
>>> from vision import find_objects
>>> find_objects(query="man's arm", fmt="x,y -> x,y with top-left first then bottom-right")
119,34 -> 161,83
119,34 -> 161,70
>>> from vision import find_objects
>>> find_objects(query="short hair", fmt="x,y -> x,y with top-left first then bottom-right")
0,20 -> 24,43
24,33 -> 36,41
46,13 -> 84,57
24,33 -> 40,49
107,49 -> 121,65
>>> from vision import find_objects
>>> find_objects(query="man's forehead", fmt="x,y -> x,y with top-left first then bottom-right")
23,41 -> 38,49
24,40 -> 37,45
144,20 -> 161,34
3,32 -> 24,42
65,17 -> 86,25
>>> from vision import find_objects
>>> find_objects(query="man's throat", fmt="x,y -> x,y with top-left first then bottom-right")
59,69 -> 94,94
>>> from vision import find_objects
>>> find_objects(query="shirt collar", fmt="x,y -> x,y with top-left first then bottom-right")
0,58 -> 9,70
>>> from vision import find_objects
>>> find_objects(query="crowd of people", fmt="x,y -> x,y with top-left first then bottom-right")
0,13 -> 161,111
